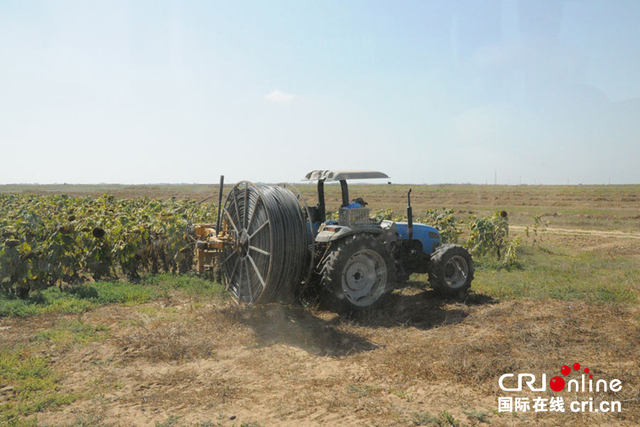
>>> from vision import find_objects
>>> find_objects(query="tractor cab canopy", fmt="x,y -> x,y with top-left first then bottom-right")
303,170 -> 390,224
303,170 -> 389,182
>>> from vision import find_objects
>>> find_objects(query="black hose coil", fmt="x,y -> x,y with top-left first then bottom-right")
221,182 -> 311,304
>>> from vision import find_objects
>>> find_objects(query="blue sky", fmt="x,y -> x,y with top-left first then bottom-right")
1,0 -> 639,185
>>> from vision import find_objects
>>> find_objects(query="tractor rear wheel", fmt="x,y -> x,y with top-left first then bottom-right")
320,234 -> 395,312
428,244 -> 474,296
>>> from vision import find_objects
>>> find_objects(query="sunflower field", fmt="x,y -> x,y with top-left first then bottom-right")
0,194 -> 217,298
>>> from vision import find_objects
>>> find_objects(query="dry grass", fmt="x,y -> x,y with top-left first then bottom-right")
1,184 -> 640,426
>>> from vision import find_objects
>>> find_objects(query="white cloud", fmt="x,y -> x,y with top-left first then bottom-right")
264,90 -> 295,104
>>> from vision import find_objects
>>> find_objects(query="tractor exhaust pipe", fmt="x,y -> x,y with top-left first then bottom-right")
215,175 -> 224,235
407,188 -> 413,240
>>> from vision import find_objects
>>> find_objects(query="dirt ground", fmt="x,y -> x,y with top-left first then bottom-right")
1,286 -> 638,426
1,185 -> 639,426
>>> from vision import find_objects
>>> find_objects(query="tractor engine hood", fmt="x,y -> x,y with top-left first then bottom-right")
395,222 -> 441,255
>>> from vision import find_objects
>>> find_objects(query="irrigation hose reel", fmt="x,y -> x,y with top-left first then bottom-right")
195,181 -> 315,305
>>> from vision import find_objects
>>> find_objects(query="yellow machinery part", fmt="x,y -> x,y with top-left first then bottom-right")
193,223 -> 231,274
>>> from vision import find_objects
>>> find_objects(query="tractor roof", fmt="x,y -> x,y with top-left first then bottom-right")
303,170 -> 389,182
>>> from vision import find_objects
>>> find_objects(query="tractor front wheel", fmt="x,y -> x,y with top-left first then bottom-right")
320,234 -> 395,313
428,244 -> 474,296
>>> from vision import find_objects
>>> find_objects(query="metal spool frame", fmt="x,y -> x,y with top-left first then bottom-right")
220,181 -> 315,305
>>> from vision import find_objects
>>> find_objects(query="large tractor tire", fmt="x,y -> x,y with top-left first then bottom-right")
428,244 -> 474,296
320,234 -> 396,313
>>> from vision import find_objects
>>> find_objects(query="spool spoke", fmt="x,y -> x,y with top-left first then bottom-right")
229,257 -> 240,284
247,197 -> 260,232
247,254 -> 267,289
244,183 -> 249,229
249,220 -> 269,239
223,209 -> 240,234
221,250 -> 237,266
237,258 -> 243,303
245,259 -> 253,302
232,188 -> 241,225
249,245 -> 270,257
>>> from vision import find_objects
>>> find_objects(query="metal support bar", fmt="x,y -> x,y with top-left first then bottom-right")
317,179 -> 326,223
215,175 -> 224,234
407,188 -> 413,240
340,179 -> 349,207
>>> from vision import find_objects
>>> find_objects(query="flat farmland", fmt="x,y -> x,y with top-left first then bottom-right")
1,183 -> 639,426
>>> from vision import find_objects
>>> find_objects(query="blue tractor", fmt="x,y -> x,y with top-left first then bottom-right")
195,170 -> 474,312
305,170 -> 474,311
